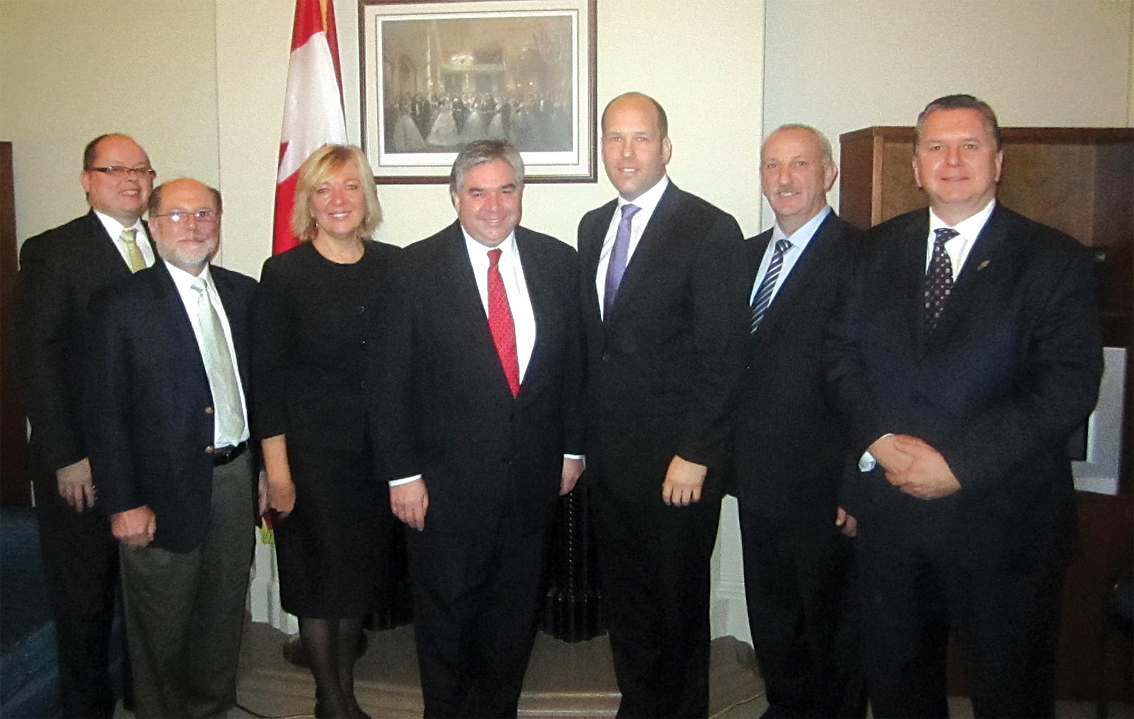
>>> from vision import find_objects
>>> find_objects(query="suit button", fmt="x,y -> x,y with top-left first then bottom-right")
360,380 -> 367,389
204,406 -> 214,414
206,445 -> 215,453
357,305 -> 366,314
601,352 -> 610,362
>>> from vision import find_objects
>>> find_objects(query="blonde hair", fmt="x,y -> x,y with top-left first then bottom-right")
291,144 -> 383,242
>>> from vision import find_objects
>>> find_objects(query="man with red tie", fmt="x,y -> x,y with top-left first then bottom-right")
376,139 -> 584,717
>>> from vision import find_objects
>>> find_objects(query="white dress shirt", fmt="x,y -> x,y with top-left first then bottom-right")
858,199 -> 997,472
925,199 -> 995,280
94,210 -> 155,269
595,175 -> 670,319
164,261 -> 250,447
749,205 -> 831,307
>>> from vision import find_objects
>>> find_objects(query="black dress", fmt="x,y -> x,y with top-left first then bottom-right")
253,240 -> 399,618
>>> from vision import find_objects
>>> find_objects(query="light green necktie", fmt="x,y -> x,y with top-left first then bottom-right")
119,228 -> 146,273
190,277 -> 246,443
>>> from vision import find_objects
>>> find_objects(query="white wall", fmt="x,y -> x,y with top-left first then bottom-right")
761,0 -> 1134,224
0,1 -> 221,245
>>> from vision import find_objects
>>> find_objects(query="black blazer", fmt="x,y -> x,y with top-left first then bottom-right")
578,182 -> 749,503
733,212 -> 862,525
253,240 -> 400,452
375,222 -> 583,535
84,262 -> 258,552
824,204 -> 1103,568
15,211 -> 151,473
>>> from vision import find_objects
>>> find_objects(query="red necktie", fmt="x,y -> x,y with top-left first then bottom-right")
487,249 -> 520,396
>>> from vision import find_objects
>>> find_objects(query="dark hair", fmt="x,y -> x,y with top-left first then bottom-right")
449,139 -> 525,194
601,92 -> 668,139
148,181 -> 223,216
83,134 -> 118,170
915,94 -> 1001,150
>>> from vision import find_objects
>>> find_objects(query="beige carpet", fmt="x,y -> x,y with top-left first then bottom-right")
229,621 -> 765,719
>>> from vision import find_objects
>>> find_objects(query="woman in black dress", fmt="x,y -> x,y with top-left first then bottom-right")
254,144 -> 397,718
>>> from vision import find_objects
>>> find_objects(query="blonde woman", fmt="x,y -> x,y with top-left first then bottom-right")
253,145 -> 398,718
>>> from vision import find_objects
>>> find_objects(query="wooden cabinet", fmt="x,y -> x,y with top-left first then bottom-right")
839,126 -> 1133,703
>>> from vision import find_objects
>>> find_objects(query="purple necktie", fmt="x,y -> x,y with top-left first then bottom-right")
924,227 -> 957,333
603,203 -> 640,317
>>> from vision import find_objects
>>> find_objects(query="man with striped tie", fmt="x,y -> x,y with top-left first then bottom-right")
733,124 -> 866,719
15,134 -> 155,718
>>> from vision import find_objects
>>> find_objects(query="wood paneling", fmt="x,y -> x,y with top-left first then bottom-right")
1,141 -> 30,506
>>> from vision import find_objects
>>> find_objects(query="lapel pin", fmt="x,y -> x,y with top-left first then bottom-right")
978,260 -> 991,270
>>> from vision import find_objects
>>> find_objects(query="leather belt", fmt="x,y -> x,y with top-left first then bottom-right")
212,442 -> 248,467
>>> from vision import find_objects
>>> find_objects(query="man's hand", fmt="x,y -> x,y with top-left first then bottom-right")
257,469 -> 270,517
560,457 -> 584,495
56,457 -> 95,511
867,435 -> 915,475
836,506 -> 858,537
391,479 -> 428,530
111,506 -> 156,547
661,456 -> 707,506
886,436 -> 961,500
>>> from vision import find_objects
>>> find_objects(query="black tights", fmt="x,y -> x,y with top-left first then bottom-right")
299,616 -> 367,718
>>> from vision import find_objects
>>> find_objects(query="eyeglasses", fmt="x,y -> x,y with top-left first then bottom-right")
151,209 -> 220,224
88,166 -> 157,180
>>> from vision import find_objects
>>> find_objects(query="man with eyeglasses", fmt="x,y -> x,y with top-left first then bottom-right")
15,133 -> 156,718
84,177 -> 263,718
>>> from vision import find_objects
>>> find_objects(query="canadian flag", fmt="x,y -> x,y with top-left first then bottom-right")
272,0 -> 348,255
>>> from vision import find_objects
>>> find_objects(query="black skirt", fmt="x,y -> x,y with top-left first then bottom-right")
275,444 -> 394,618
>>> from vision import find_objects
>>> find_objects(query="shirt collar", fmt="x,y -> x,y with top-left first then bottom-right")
929,198 -> 996,242
617,175 -> 669,216
461,226 -> 518,267
771,204 -> 831,250
93,209 -> 145,240
164,259 -> 213,292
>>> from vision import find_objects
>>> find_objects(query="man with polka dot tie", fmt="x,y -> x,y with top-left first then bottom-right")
825,94 -> 1103,718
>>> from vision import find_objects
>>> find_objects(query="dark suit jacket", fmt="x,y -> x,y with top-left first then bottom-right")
824,204 -> 1103,569
578,182 -> 749,503
734,212 -> 862,525
15,211 -> 151,474
84,262 -> 258,552
253,239 -> 400,452
375,222 -> 583,536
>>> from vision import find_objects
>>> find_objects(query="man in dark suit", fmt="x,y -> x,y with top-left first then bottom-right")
577,92 -> 749,718
15,133 -> 155,718
84,178 -> 263,718
378,139 -> 583,717
825,95 -> 1103,718
735,124 -> 866,719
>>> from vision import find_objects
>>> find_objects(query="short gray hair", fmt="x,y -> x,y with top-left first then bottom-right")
148,181 -> 222,216
766,124 -> 834,164
449,140 -> 525,194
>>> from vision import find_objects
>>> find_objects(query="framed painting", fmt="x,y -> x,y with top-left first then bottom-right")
359,0 -> 596,183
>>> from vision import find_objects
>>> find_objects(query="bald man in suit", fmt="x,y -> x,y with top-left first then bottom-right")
16,134 -> 156,717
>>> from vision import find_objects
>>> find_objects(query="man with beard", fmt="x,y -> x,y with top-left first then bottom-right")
84,178 -> 263,718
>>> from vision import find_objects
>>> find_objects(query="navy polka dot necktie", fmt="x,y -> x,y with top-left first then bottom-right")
924,227 -> 958,333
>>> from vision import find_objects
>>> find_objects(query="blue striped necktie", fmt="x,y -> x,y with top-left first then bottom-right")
749,239 -> 791,332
